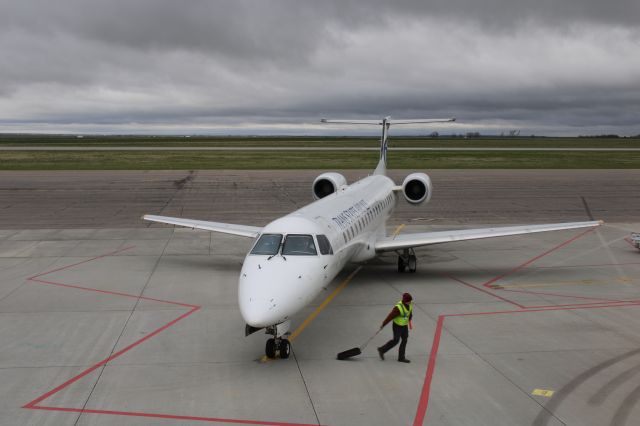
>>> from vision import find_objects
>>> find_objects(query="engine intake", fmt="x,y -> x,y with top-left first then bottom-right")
401,173 -> 432,205
312,172 -> 347,200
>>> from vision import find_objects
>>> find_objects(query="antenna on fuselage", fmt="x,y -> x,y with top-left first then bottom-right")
320,117 -> 456,175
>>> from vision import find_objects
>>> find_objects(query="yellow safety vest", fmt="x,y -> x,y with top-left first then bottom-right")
393,301 -> 413,326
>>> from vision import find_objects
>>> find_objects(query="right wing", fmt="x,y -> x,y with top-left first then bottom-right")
375,221 -> 602,252
143,215 -> 262,238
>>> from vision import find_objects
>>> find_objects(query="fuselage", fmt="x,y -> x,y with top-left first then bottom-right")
238,173 -> 397,328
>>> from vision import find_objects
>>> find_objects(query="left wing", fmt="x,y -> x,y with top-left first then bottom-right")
143,215 -> 262,238
375,221 -> 602,252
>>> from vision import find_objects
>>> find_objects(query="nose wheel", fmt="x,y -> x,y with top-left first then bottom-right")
265,337 -> 291,359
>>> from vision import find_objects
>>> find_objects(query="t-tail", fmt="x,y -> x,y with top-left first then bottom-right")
321,117 -> 456,175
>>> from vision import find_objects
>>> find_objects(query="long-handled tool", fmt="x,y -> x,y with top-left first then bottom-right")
336,328 -> 382,360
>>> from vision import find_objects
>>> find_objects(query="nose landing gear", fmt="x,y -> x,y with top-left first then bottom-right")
264,322 -> 291,359
265,337 -> 291,359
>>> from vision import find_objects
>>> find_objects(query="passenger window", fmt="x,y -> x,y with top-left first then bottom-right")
250,234 -> 282,255
317,234 -> 334,255
282,234 -> 317,255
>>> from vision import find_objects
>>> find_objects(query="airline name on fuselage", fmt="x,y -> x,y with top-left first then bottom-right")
331,199 -> 369,230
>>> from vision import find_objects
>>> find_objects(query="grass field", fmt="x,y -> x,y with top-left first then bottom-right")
1,149 -> 639,170
1,135 -> 639,169
1,134 -> 640,148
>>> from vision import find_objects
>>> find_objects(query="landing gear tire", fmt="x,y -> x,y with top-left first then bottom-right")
397,256 -> 407,273
280,339 -> 291,359
265,338 -> 276,359
408,255 -> 417,273
397,248 -> 417,273
265,337 -> 290,359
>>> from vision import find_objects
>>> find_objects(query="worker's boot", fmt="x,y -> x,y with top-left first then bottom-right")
377,347 -> 385,360
398,358 -> 411,363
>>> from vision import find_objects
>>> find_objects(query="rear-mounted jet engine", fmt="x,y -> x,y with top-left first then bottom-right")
312,172 -> 347,200
401,172 -> 432,205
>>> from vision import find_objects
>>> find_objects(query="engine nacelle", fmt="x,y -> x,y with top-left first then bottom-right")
401,172 -> 433,205
312,172 -> 347,200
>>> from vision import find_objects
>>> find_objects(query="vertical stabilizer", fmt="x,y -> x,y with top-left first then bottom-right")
373,117 -> 391,175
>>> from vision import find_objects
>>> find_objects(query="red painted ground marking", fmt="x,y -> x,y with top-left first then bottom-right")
23,307 -> 199,408
480,226 -> 623,307
500,288 -> 625,304
414,227 -> 639,425
482,227 -> 597,289
521,300 -> 632,310
441,272 -> 527,309
412,301 -> 640,425
22,228 -> 634,425
29,278 -> 198,308
28,406 -> 321,426
445,300 -> 640,319
413,315 -> 444,426
22,248 -> 318,426
533,261 -> 640,269
28,246 -> 135,280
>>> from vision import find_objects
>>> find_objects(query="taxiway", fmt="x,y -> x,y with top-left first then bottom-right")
1,170 -> 639,425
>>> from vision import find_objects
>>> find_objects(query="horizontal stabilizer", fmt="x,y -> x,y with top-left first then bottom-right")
321,118 -> 455,125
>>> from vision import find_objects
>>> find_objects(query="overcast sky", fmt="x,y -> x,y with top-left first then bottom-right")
1,0 -> 639,136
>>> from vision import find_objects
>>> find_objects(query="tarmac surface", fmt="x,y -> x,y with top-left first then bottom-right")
1,170 -> 639,228
1,170 -> 640,426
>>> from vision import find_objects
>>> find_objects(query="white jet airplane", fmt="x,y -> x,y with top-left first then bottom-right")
144,117 -> 602,359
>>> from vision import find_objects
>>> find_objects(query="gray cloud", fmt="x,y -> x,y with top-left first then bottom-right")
0,0 -> 639,135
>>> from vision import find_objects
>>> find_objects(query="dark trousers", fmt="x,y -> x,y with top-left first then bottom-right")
379,323 -> 409,360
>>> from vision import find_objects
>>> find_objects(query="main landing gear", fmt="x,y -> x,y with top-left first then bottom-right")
264,325 -> 291,359
397,248 -> 417,273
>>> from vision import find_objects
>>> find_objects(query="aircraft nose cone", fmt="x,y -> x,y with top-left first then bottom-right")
239,255 -> 322,328
239,298 -> 282,328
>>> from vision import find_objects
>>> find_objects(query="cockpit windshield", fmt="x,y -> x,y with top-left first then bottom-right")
250,234 -> 282,255
282,234 -> 317,256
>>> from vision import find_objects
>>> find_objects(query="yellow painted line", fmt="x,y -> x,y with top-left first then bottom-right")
392,223 -> 406,238
532,389 -> 555,397
499,276 -> 633,289
289,266 -> 362,341
289,223 -> 404,342
619,276 -> 633,285
259,266 -> 363,362
260,223 -> 405,362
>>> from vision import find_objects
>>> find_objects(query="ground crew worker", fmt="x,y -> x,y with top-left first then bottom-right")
377,292 -> 413,363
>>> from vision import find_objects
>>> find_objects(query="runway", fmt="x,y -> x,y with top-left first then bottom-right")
1,170 -> 639,228
2,146 -> 640,151
1,170 -> 640,425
